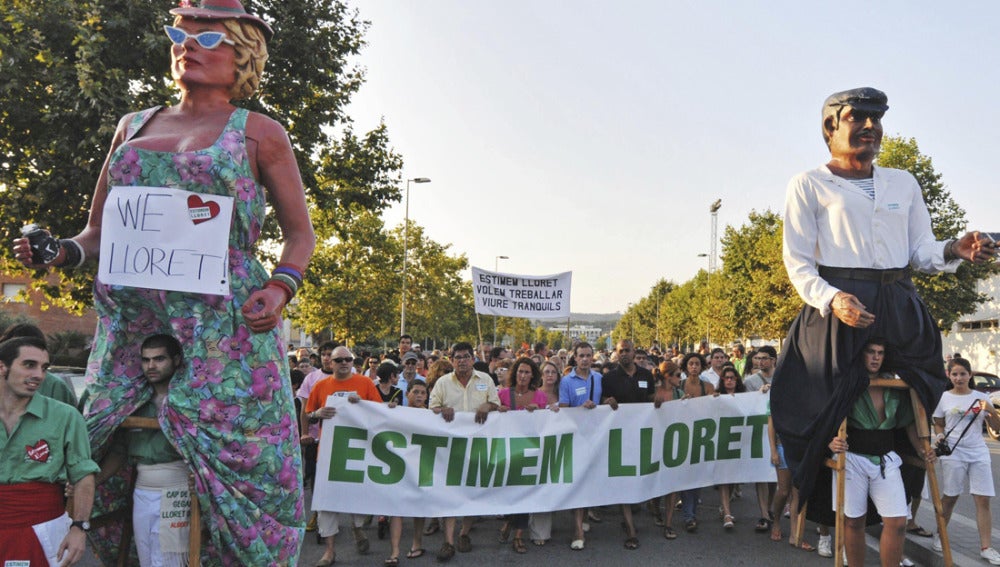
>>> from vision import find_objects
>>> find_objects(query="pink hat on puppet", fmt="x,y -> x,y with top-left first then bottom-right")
170,0 -> 273,41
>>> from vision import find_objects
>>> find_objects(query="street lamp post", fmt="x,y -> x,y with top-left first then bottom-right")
400,177 -> 431,336
493,255 -> 509,345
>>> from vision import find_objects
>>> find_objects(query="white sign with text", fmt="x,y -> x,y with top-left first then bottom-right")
99,186 -> 233,295
471,267 -> 571,319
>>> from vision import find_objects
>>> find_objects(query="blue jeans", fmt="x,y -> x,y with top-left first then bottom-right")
681,488 -> 700,522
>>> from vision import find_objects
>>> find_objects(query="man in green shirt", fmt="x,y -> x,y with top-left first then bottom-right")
0,336 -> 98,566
826,338 -> 932,567
97,334 -> 189,567
0,322 -> 79,408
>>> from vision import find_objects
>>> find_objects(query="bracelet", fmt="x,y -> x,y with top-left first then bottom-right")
269,273 -> 299,295
943,239 -> 958,262
58,239 -> 86,268
264,279 -> 294,302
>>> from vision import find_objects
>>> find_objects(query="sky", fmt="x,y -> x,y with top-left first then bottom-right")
344,1 -> 999,314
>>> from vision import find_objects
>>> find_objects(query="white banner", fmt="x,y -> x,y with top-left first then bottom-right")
312,392 -> 775,516
471,267 -> 571,319
99,186 -> 233,295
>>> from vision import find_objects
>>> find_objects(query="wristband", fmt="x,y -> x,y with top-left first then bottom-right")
57,239 -> 86,268
269,273 -> 299,296
943,239 -> 958,262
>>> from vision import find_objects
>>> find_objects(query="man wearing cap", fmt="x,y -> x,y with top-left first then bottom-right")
771,87 -> 997,530
398,351 -> 424,406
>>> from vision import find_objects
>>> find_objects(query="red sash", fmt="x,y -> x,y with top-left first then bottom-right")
0,482 -> 64,563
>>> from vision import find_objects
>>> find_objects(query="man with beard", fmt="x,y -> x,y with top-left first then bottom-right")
601,339 -> 655,550
771,87 -> 996,529
97,334 -> 189,567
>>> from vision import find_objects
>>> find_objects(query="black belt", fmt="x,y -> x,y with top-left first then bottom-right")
818,266 -> 910,284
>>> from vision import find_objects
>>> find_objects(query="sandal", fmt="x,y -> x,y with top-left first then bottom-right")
624,536 -> 639,550
755,517 -> 772,533
436,543 -> 455,562
512,537 -> 527,554
456,533 -> 472,553
906,525 -> 934,538
384,558 -> 399,566
423,519 -> 440,536
498,523 -> 511,543
406,548 -> 425,559
532,539 -> 546,546
685,519 -> 697,533
723,515 -> 734,529
791,540 -> 816,552
663,526 -> 678,540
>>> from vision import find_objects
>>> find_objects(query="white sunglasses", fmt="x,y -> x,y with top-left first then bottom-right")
164,25 -> 235,49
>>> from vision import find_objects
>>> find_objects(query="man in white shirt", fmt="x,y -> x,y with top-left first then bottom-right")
699,348 -> 727,388
771,86 -> 997,512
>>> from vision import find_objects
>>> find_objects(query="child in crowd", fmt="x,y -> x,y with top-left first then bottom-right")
931,357 -> 1000,565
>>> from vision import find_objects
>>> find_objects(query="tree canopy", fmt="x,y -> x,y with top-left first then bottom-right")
0,0 -> 479,347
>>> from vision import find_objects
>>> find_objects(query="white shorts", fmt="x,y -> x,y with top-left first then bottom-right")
940,458 -> 996,497
317,512 -> 364,538
833,451 -> 909,519
133,488 -> 186,567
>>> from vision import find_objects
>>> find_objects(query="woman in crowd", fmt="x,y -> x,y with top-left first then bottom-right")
375,361 -> 404,405
931,357 -> 1000,562
677,353 -> 713,534
496,358 -> 514,388
12,2 -> 314,564
421,358 -> 452,537
538,360 -> 562,409
714,365 -> 746,529
385,381 -> 432,565
528,359 -> 562,546
424,359 -> 454,396
767,391 -> 814,551
497,357 -> 548,553
653,360 -> 684,539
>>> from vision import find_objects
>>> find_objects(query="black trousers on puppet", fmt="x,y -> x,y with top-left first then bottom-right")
771,271 -> 948,520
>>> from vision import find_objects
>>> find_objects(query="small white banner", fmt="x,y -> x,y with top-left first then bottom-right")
99,186 -> 233,295
471,267 -> 571,319
312,392 -> 775,516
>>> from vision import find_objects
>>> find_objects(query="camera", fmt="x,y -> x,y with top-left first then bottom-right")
934,438 -> 953,457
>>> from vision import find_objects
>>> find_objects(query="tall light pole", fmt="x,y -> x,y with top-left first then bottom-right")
709,199 -> 722,273
400,177 -> 431,336
492,255 -> 509,345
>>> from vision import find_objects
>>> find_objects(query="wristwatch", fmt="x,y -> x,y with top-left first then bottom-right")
70,520 -> 91,532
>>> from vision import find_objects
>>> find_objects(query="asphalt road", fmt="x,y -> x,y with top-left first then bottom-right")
75,435 -> 1000,566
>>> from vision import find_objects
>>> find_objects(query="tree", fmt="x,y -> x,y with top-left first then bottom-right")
877,136 -> 996,330
293,210 -> 399,345
0,0 -> 390,310
718,210 -> 800,341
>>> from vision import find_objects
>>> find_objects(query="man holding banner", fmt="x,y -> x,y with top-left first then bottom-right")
602,339 -> 656,550
559,342 -> 602,550
428,342 -> 500,561
305,345 -> 382,566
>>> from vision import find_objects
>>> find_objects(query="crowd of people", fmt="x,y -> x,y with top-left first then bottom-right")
282,335 -> 827,565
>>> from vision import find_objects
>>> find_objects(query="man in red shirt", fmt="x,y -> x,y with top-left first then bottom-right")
303,345 -> 381,566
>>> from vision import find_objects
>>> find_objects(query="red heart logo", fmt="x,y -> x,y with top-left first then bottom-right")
187,195 -> 221,225
26,439 -> 50,463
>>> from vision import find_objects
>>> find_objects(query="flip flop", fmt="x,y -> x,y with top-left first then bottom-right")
406,548 -> 425,559
384,558 -> 399,566
624,536 -> 639,550
906,526 -> 933,538
570,538 -> 585,550
663,526 -> 678,540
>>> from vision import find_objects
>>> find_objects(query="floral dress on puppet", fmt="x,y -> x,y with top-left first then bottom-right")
84,106 -> 303,567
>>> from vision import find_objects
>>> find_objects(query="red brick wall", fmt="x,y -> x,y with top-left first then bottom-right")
1,272 -> 98,337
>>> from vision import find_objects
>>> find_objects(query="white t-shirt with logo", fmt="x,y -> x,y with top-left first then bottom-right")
932,390 -> 990,462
